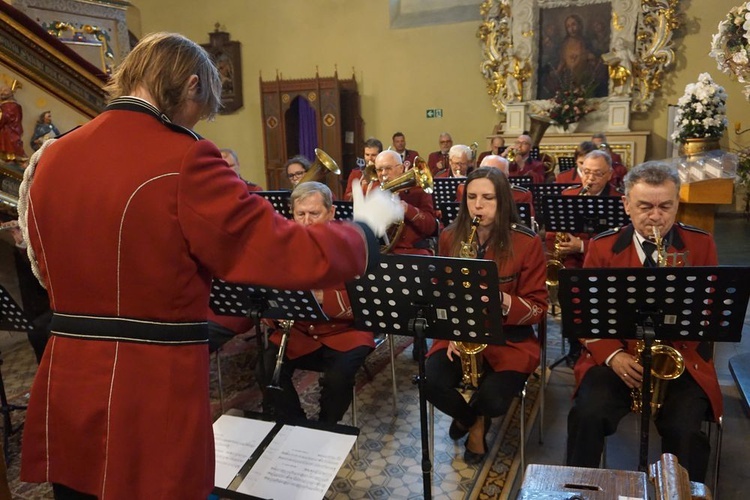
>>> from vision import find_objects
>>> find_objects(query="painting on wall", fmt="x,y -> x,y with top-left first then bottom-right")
536,2 -> 612,100
202,26 -> 243,114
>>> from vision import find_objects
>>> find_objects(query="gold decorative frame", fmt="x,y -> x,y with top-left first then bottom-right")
478,0 -> 680,113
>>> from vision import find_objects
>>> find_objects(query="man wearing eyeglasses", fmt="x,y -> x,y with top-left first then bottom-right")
502,134 -> 546,183
427,132 -> 454,175
592,133 -> 627,188
372,150 -> 437,255
435,144 -> 471,179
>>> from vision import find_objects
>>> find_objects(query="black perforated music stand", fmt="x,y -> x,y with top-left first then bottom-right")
332,200 -> 353,220
432,177 -> 464,206
209,280 -> 327,402
559,266 -> 750,472
529,183 -> 578,228
346,254 -> 504,499
509,176 -> 534,189
557,156 -> 577,172
0,284 -> 30,461
437,201 -> 532,229
543,195 -> 629,235
252,190 -> 292,219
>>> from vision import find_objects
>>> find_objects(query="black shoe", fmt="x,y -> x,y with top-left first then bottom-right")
449,419 -> 469,440
463,435 -> 487,465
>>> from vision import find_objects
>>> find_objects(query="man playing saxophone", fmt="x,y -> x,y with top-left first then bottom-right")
424,167 -> 547,464
256,182 -> 376,424
567,162 -> 722,483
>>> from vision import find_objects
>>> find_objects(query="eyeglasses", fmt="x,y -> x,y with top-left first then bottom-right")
581,169 -> 609,178
451,161 -> 468,168
287,171 -> 306,179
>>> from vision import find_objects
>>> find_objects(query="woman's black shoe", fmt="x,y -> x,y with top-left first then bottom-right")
463,436 -> 487,465
449,419 -> 469,440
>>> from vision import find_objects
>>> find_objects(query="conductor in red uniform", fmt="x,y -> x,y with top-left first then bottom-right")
567,162 -> 722,483
257,182 -> 375,423
17,33 -> 401,500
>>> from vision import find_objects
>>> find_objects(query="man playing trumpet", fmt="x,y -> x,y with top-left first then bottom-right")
567,162 -> 722,483
256,182 -> 376,423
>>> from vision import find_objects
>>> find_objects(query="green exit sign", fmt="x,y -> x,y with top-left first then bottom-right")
426,108 -> 443,118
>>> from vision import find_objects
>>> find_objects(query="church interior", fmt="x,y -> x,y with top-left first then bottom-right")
0,0 -> 748,498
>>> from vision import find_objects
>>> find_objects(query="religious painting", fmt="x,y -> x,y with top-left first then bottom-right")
536,3 -> 612,100
202,27 -> 243,114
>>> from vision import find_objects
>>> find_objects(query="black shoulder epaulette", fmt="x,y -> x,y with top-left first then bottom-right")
163,121 -> 202,140
593,227 -> 620,240
52,125 -> 81,140
511,223 -> 536,237
676,221 -> 710,235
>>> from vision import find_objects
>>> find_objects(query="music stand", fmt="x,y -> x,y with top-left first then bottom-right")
557,156 -> 577,173
432,178 -> 464,206
252,190 -> 292,219
332,200 -> 353,220
346,254 -> 504,499
437,201 -> 461,227
209,280 -> 327,406
529,183 -> 578,228
509,176 -> 534,189
558,266 -> 750,472
543,195 -> 629,236
0,284 -> 30,461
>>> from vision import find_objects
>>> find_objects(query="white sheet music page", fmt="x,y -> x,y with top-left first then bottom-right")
238,425 -> 356,500
213,415 -> 275,489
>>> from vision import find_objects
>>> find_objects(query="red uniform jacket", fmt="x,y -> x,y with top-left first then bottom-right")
344,167 -> 364,201
556,167 -> 581,183
427,151 -> 450,176
544,183 -> 621,269
20,98 -> 375,499
268,287 -> 374,359
456,183 -> 535,218
509,157 -> 546,184
575,223 -> 723,421
399,149 -> 420,169
427,225 -> 548,373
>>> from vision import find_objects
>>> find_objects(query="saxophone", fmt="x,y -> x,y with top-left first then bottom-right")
454,216 -> 487,394
630,226 -> 686,415
546,184 -> 591,289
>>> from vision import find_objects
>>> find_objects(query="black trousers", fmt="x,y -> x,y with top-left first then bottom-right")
424,349 -> 529,429
256,344 -> 372,424
567,365 -> 711,482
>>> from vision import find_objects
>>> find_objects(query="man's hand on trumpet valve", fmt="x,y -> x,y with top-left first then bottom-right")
352,178 -> 404,237
557,233 -> 585,255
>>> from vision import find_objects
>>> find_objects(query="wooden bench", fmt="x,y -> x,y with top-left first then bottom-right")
729,352 -> 750,418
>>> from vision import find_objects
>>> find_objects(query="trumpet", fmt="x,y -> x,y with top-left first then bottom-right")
454,216 -> 487,393
630,226 -> 686,416
546,183 -> 591,289
296,148 -> 341,185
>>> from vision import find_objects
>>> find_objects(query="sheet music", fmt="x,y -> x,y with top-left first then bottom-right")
238,425 -> 356,500
213,415 -> 276,489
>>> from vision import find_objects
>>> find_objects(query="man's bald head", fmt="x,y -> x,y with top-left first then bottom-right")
480,155 -> 509,175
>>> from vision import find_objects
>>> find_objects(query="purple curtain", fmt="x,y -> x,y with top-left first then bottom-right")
298,98 -> 318,160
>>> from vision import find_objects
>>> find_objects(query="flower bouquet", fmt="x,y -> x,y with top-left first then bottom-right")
546,85 -> 593,132
711,2 -> 750,99
671,73 -> 728,145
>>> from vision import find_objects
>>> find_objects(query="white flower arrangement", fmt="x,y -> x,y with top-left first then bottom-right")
710,2 -> 750,99
671,73 -> 728,144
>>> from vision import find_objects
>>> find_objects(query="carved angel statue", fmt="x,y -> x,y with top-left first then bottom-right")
602,39 -> 635,96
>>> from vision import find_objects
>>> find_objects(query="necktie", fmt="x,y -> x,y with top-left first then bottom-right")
642,239 -> 657,267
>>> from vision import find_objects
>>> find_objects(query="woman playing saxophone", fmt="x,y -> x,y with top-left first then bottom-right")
423,167 -> 548,464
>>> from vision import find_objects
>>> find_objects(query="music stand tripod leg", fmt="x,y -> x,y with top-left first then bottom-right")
409,316 -> 433,500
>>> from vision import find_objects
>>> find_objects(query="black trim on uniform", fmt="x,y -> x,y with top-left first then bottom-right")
51,313 -> 209,345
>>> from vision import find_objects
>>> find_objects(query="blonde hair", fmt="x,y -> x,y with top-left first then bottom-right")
104,32 -> 222,121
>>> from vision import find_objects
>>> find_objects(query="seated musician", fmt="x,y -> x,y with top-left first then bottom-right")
501,134 -> 546,183
477,136 -> 506,166
435,144 -> 471,179
285,155 -> 311,189
220,148 -> 263,192
456,155 -> 535,217
373,150 -> 437,255
567,162 -> 721,483
424,167 -> 548,464
427,132 -> 454,175
592,132 -> 628,189
544,150 -> 620,270
391,131 -> 419,169
555,141 -> 596,184
344,137 -> 382,201
256,181 -> 375,424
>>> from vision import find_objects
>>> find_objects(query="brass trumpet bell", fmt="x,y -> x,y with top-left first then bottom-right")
363,161 -> 378,183
296,148 -> 341,185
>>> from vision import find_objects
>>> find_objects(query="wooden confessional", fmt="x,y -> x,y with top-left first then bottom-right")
259,72 -> 363,197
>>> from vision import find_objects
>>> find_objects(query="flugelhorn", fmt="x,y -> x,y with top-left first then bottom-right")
296,148 -> 341,185
380,156 -> 434,253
